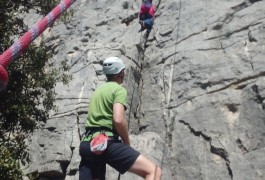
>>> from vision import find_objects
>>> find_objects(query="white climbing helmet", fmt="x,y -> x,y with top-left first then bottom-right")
103,57 -> 125,75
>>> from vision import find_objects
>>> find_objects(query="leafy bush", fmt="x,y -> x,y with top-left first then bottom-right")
0,145 -> 22,180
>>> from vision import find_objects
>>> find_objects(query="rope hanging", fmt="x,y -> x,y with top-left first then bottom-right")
0,0 -> 76,91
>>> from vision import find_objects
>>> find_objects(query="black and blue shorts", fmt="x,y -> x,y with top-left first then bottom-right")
79,139 -> 140,180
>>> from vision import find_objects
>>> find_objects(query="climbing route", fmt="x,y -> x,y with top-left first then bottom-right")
163,0 -> 182,147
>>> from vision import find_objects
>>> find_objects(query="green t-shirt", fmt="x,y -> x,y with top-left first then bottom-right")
83,82 -> 127,141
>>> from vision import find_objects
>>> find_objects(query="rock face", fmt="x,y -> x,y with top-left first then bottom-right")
22,0 -> 265,179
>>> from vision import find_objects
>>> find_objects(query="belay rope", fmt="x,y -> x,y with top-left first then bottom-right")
0,0 -> 76,91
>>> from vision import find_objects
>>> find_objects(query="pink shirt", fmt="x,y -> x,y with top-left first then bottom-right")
139,2 -> 155,17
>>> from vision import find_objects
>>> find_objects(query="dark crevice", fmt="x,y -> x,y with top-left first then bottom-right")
156,0 -> 162,11
219,39 -> 227,56
219,39 -> 232,60
236,139 -> 249,153
55,97 -> 89,100
248,0 -> 262,4
38,161 -> 68,178
132,0 -> 164,132
95,19 -> 108,26
167,71 -> 265,110
179,120 -> 233,179
125,55 -> 141,69
127,71 -> 138,130
134,5 -> 174,133
131,34 -> 146,134
248,30 -> 257,42
196,78 -> 234,90
212,23 -> 223,30
167,115 -> 176,147
77,110 -> 88,116
76,106 -> 82,140
136,81 -> 144,133
222,13 -> 235,25
197,47 -> 223,51
226,104 -> 238,113
252,84 -> 264,104
206,22 -> 262,40
60,161 -> 70,177
69,49 -> 90,69
67,146 -> 78,175
121,12 -> 138,26
207,71 -> 265,94
197,82 -> 210,90
231,0 -> 262,14
179,120 -> 208,139
176,28 -> 207,46
210,146 -> 228,160
69,115 -> 79,176
212,147 -> 233,179
167,94 -> 204,109
46,127 -> 56,132
236,83 -> 248,90
225,25 -> 249,38
157,51 -> 179,65
139,125 -> 149,131
231,2 -> 248,12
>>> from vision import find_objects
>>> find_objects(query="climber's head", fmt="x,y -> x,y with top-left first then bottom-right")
143,0 -> 152,4
103,57 -> 125,83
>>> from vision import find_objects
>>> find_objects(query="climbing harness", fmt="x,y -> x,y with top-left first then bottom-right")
0,0 -> 76,91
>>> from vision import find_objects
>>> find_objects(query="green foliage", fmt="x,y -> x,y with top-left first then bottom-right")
0,0 -> 72,179
0,145 -> 23,180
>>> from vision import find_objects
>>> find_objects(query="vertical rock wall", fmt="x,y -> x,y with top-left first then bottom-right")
23,0 -> 265,179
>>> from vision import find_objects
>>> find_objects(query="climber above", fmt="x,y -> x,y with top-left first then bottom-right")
138,0 -> 155,39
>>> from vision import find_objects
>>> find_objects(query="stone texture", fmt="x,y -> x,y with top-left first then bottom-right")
22,0 -> 265,179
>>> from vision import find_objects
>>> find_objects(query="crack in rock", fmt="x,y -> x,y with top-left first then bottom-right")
121,12 -> 138,25
231,0 -> 262,14
207,71 -> 265,94
252,84 -> 265,106
248,30 -> 257,42
179,120 -> 233,179
236,138 -> 249,154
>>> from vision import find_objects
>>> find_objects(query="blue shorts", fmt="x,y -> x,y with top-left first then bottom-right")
140,14 -> 154,32
79,139 -> 140,180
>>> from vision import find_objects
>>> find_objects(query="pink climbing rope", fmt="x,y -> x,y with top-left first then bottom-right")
0,0 -> 76,91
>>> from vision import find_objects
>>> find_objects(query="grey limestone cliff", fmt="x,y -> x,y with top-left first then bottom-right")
22,0 -> 265,179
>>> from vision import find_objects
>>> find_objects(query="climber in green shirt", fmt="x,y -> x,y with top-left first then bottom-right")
79,56 -> 162,180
